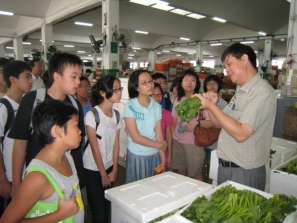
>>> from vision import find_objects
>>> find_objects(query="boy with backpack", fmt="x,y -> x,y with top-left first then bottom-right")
8,53 -> 86,208
0,60 -> 32,215
0,100 -> 84,222
0,58 -> 9,98
152,73 -> 173,112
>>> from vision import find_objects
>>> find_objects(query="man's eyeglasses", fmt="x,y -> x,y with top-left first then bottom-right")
113,87 -> 123,93
139,80 -> 154,86
151,94 -> 163,98
207,82 -> 218,86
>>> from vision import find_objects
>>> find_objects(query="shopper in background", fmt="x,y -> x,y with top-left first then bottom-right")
29,59 -> 45,91
85,68 -> 94,81
83,75 -> 123,223
76,76 -> 93,116
269,75 -> 279,89
195,43 -> 277,190
0,61 -> 32,216
0,58 -> 9,98
151,83 -> 173,170
202,75 -> 228,183
171,70 -> 208,181
123,70 -> 167,183
152,73 -> 173,112
0,100 -> 84,223
170,77 -> 180,103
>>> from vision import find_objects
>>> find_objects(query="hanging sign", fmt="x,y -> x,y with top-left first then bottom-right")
111,42 -> 118,54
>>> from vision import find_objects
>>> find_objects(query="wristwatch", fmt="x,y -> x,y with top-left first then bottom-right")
196,120 -> 201,127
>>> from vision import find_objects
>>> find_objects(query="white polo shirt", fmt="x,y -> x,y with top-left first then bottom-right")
31,73 -> 45,91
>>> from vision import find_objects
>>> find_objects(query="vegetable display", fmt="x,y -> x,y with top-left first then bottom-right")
175,97 -> 202,121
149,206 -> 184,223
281,158 -> 297,175
181,185 -> 297,223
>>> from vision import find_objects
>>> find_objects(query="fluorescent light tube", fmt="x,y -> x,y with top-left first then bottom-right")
210,43 -> 222,46
170,9 -> 191,15
77,51 -> 85,53
187,53 -> 194,55
129,0 -> 159,6
187,13 -> 205,19
135,30 -> 148,34
75,22 -> 93,26
151,2 -> 174,11
258,31 -> 267,36
176,54 -> 181,56
133,47 -> 141,49
240,41 -> 254,44
209,55 -> 214,57
64,45 -> 74,47
22,42 -> 31,45
128,57 -> 133,59
6,47 -> 14,49
162,50 -> 170,52
128,54 -> 134,56
212,17 -> 226,23
157,52 -> 161,54
0,11 -> 13,16
180,37 -> 190,41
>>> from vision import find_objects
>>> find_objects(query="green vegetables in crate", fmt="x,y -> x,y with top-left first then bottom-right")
175,97 -> 202,121
280,158 -> 297,175
181,185 -> 297,223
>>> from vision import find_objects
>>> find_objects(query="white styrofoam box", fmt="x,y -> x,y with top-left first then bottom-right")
105,172 -> 212,223
270,155 -> 297,198
209,150 -> 219,181
212,179 -> 217,187
270,145 -> 297,169
272,137 -> 297,149
175,181 -> 276,223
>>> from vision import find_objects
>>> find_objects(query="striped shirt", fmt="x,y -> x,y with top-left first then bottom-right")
217,74 -> 276,169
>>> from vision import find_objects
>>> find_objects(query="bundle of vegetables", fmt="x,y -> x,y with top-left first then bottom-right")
175,97 -> 202,121
181,185 -> 297,223
148,206 -> 184,223
280,158 -> 297,175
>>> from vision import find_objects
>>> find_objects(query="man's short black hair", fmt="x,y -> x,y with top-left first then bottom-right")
203,75 -> 223,93
0,58 -> 9,67
29,59 -> 41,68
152,72 -> 167,80
48,52 -> 83,84
85,69 -> 92,73
3,60 -> 32,88
80,75 -> 90,84
221,43 -> 257,71
32,100 -> 79,148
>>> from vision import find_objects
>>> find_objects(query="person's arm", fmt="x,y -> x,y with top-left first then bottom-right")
0,142 -> 11,198
165,127 -> 172,167
171,117 -> 177,136
196,93 -> 254,143
0,172 -> 79,223
124,117 -> 167,151
108,129 -> 120,182
185,119 -> 213,132
86,126 -> 111,187
155,120 -> 166,169
11,139 -> 27,198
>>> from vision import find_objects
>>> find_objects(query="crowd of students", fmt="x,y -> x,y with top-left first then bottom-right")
1,43 -> 272,222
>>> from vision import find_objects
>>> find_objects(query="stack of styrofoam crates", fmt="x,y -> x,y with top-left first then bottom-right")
265,137 -> 297,192
270,155 -> 297,198
169,181 -> 297,223
209,150 -> 219,187
105,172 -> 212,223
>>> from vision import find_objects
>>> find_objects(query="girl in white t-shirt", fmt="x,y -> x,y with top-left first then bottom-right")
83,75 -> 123,223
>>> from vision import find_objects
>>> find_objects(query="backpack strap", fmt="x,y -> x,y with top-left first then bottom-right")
0,98 -> 15,144
25,166 -> 65,199
67,95 -> 78,111
83,108 -> 120,152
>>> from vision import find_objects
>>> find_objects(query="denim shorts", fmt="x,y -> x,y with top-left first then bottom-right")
125,149 -> 160,184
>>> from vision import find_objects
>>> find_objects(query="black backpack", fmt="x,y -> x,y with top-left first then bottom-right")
83,107 -> 120,152
0,98 -> 15,146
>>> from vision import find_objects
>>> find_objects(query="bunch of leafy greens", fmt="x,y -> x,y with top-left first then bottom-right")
281,158 -> 297,175
181,185 -> 297,223
148,206 -> 184,223
175,97 -> 202,121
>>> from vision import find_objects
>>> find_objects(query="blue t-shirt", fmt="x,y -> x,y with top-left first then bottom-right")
82,98 -> 92,116
161,97 -> 173,112
123,97 -> 162,156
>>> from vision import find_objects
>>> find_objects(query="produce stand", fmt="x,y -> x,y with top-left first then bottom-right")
105,172 -> 212,223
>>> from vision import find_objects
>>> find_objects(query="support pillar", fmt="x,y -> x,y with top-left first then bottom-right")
137,58 -> 140,69
102,0 -> 119,76
0,45 -> 5,57
93,53 -> 97,69
148,50 -> 156,72
264,36 -> 273,72
41,23 -> 53,64
196,43 -> 203,72
184,55 -> 189,62
287,0 -> 297,70
13,37 -> 23,60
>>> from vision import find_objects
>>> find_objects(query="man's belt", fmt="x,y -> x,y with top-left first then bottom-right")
219,159 -> 240,168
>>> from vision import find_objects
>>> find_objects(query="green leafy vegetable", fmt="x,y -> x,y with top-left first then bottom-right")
181,185 -> 297,223
280,158 -> 297,175
148,206 -> 184,223
175,97 -> 202,121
